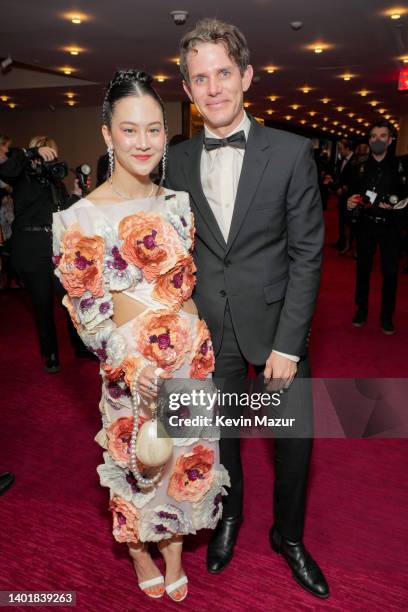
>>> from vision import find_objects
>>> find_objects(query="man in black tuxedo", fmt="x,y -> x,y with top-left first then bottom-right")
167,18 -> 328,599
331,139 -> 356,253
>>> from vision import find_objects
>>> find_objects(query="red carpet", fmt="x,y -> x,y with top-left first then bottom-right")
0,200 -> 407,611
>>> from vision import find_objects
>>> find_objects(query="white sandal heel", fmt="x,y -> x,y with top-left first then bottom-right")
165,575 -> 188,602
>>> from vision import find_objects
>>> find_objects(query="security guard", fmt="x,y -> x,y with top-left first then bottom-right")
347,120 -> 407,335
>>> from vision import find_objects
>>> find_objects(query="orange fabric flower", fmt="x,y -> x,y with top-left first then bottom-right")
62,295 -> 82,333
152,256 -> 196,309
109,495 -> 140,543
133,310 -> 190,375
118,213 -> 183,283
106,416 -> 148,464
58,225 -> 105,298
190,319 -> 215,379
103,355 -> 143,385
167,444 -> 214,502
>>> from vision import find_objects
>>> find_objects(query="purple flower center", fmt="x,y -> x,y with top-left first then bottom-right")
149,331 -> 173,350
180,216 -> 187,227
157,511 -> 178,520
117,512 -> 126,525
111,246 -> 128,270
99,301 -> 110,314
52,254 -> 61,267
186,468 -> 202,481
138,229 -> 157,250
94,340 -> 108,362
155,524 -> 168,533
201,341 -> 209,356
172,271 -> 184,289
80,296 -> 94,311
74,251 -> 93,270
107,382 -> 124,400
212,493 -> 222,517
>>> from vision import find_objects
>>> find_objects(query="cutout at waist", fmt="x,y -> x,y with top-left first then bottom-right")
112,292 -> 198,327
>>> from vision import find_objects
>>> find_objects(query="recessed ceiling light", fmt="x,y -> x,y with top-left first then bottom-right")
291,104 -> 300,110
1,95 -> 9,102
266,109 -> 274,115
357,118 -> 363,123
72,16 -> 82,24
300,120 -> 307,125
265,66 -> 277,74
70,49 -> 79,56
243,102 -> 251,108
359,89 -> 369,97
321,97 -> 330,104
308,111 -> 317,116
403,58 -> 408,64
269,96 -> 279,102
332,121 -> 339,126
155,75 -> 167,83
314,47 -> 323,54
385,114 -> 391,119
391,13 -> 401,19
9,102 -> 16,109
323,117 -> 329,122
67,100 -> 76,106
369,100 -> 379,106
285,115 -> 293,120
378,108 -> 386,114
322,127 -> 327,131
341,73 -> 354,81
364,122 -> 370,127
348,112 -> 355,118
65,92 -> 76,99
336,106 -> 345,112
312,123 -> 318,128
341,124 -> 347,129
301,86 -> 311,94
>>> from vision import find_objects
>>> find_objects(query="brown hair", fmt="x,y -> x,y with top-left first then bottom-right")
179,18 -> 250,82
0,134 -> 11,146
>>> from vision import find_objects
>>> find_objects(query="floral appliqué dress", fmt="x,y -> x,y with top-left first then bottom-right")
52,189 -> 229,544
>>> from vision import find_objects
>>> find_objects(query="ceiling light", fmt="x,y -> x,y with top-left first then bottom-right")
265,66 -> 277,74
300,120 -> 307,125
359,90 -> 369,97
403,58 -> 408,64
348,112 -> 355,118
321,97 -> 330,104
269,96 -> 278,102
285,115 -> 293,120
308,111 -> 317,116
67,100 -> 76,107
369,100 -> 379,106
332,121 -> 339,126
364,122 -> 370,127
336,106 -> 344,111
1,95 -> 9,102
69,48 -> 80,56
243,102 -> 251,108
385,114 -> 391,119
342,73 -> 353,81
312,123 -> 318,128
65,92 -> 76,99
391,13 -> 401,19
322,127 -> 327,131
314,47 -> 323,54
266,109 -> 274,115
357,118 -> 363,123
71,16 -> 82,24
323,117 -> 329,122
301,86 -> 311,94
8,102 -> 16,109
61,67 -> 74,75
291,104 -> 300,110
155,75 -> 167,83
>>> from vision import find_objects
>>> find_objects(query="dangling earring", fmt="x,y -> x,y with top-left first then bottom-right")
161,142 -> 167,184
107,145 -> 114,180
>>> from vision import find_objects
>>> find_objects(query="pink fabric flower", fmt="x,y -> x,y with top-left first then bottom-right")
190,319 -> 215,379
109,495 -> 140,543
167,444 -> 214,502
152,256 -> 196,309
118,213 -> 183,283
106,415 -> 147,464
58,225 -> 105,297
133,309 -> 191,375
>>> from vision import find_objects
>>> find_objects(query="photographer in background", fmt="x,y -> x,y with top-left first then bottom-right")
347,121 -> 407,335
329,139 -> 356,253
0,135 -> 84,372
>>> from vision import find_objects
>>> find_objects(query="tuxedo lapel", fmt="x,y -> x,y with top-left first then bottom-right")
183,132 -> 227,252
225,117 -> 271,253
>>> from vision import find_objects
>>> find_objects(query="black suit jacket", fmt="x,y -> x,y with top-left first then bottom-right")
167,116 -> 324,364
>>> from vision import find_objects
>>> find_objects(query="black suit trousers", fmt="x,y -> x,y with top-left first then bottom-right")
214,303 -> 313,542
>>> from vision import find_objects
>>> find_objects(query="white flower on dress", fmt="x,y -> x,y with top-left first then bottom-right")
101,224 -> 143,291
191,465 -> 230,531
97,452 -> 156,508
139,503 -> 194,541
164,192 -> 194,252
81,321 -> 126,367
76,290 -> 114,330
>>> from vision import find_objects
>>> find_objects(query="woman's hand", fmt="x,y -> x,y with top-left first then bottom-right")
347,194 -> 361,210
137,365 -> 164,402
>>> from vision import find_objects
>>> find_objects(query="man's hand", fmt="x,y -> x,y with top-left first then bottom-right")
38,146 -> 57,162
263,351 -> 297,391
347,194 -> 361,210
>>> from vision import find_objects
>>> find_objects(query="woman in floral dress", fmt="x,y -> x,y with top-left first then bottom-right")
52,70 -> 229,602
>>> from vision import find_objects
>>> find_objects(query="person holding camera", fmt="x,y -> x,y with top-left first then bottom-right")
347,121 -> 407,335
0,135 -> 82,371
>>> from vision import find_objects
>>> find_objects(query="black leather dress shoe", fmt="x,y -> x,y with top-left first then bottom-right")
270,526 -> 329,599
44,353 -> 60,373
207,515 -> 243,573
0,472 -> 15,496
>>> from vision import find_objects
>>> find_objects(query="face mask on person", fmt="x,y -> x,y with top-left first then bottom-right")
370,140 -> 388,155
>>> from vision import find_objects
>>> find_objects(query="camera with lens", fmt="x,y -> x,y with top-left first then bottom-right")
73,163 -> 91,195
26,149 -> 68,183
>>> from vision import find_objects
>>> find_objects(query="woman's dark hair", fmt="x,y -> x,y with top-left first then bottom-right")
102,69 -> 168,185
102,69 -> 166,130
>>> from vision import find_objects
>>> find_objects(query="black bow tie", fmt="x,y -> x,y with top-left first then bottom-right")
203,130 -> 246,152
